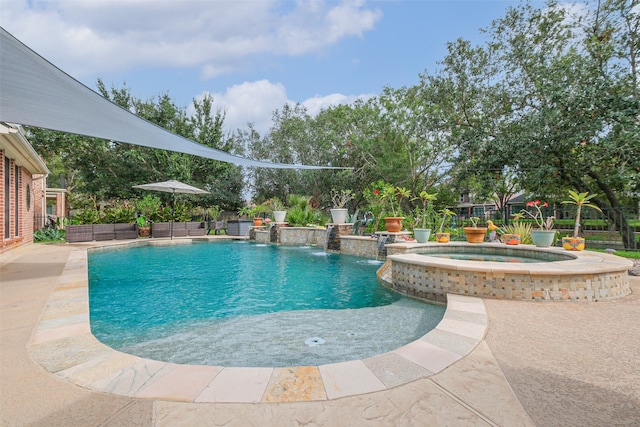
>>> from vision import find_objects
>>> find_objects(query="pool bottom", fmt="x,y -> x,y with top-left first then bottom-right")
110,298 -> 445,368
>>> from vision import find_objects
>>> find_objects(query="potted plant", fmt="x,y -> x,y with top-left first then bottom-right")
236,205 -> 263,226
412,191 -> 437,243
502,215 -> 533,245
136,215 -> 151,237
520,199 -> 555,247
330,189 -> 353,224
251,205 -> 267,226
435,208 -> 455,243
560,190 -> 602,251
237,206 -> 253,219
259,197 -> 287,223
463,216 -> 487,243
378,184 -> 410,232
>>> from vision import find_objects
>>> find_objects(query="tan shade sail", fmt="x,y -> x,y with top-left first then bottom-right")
0,27 -> 343,170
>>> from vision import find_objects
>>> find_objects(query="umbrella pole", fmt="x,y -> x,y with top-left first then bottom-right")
171,190 -> 175,240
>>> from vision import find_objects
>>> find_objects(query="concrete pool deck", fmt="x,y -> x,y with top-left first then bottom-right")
2,240 -> 639,426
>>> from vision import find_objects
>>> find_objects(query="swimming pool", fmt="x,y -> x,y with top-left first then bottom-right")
88,241 -> 445,367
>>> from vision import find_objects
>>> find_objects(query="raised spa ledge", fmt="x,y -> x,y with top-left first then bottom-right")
382,242 -> 633,302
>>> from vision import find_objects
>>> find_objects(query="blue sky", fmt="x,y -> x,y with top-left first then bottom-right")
1,0 -> 545,134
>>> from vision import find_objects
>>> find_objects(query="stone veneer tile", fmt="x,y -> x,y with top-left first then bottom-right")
319,360 -> 387,399
393,340 -> 462,374
262,366 -> 327,402
362,352 -> 432,388
135,364 -> 223,401
195,367 -> 273,403
436,318 -> 487,340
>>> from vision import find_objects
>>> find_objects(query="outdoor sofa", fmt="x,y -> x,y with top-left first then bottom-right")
151,221 -> 206,238
66,223 -> 138,243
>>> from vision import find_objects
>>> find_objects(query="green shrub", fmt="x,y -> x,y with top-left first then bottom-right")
136,195 -> 162,220
103,205 -> 136,224
286,205 -> 320,226
73,208 -> 101,224
34,228 -> 65,242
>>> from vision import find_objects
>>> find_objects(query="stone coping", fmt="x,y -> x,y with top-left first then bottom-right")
386,242 -> 634,275
28,238 -> 487,403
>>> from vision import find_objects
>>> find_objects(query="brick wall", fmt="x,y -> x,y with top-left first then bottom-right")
1,150 -> 37,254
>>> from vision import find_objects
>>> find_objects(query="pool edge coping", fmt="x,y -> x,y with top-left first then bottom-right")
28,238 -> 488,404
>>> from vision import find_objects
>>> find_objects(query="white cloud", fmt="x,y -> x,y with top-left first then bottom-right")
193,80 -> 374,135
0,0 -> 382,79
194,80 -> 288,135
301,93 -> 374,117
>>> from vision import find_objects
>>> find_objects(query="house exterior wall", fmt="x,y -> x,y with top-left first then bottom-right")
0,147 -> 47,254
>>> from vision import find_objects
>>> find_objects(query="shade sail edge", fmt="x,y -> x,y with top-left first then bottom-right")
0,27 -> 347,170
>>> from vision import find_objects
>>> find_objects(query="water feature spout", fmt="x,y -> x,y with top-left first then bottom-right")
377,235 -> 388,260
325,225 -> 335,252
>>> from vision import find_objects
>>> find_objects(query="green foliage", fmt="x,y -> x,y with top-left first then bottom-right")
588,249 -> 640,260
102,203 -> 136,224
502,221 -> 533,245
163,202 -> 192,222
286,204 -> 321,227
136,195 -> 162,221
204,205 -> 222,221
438,209 -> 456,233
562,190 -> 603,238
73,208 -> 101,224
22,1 -> 639,249
136,215 -> 150,228
287,194 -> 311,209
34,228 -> 65,242
412,191 -> 438,230
260,197 -> 285,214
237,206 -> 254,218
330,189 -> 354,208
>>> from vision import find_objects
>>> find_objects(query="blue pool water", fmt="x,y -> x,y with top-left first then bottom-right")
88,241 -> 445,367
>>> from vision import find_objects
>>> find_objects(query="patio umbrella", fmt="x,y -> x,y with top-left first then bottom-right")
132,180 -> 209,239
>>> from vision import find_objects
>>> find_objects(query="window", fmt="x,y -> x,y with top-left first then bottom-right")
4,157 -> 9,238
15,165 -> 19,236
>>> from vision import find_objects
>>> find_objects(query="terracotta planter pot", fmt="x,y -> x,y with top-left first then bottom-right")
383,217 -> 404,233
463,227 -> 487,243
503,233 -> 521,245
562,236 -> 585,251
253,218 -> 263,226
138,227 -> 151,238
435,232 -> 450,243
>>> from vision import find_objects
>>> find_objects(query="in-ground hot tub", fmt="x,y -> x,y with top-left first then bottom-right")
379,242 -> 633,302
